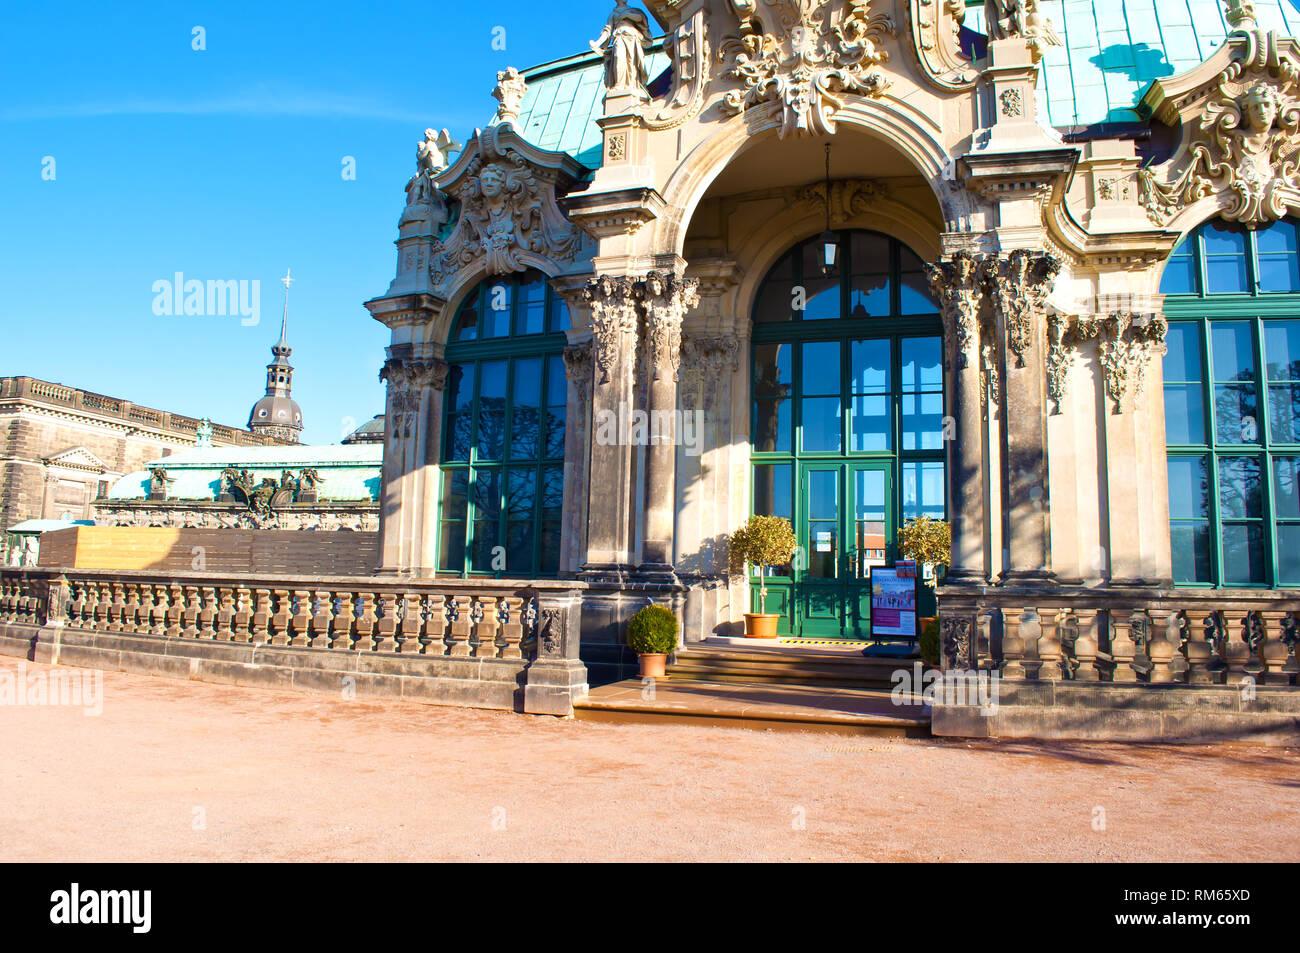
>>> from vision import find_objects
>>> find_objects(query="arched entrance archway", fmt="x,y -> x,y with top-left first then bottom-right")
747,229 -> 946,639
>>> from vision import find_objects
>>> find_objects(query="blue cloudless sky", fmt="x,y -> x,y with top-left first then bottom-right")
0,1 -> 645,444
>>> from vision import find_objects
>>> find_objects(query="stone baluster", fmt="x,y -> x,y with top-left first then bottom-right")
148,584 -> 167,636
399,592 -> 424,654
199,587 -> 218,639
1258,611 -> 1291,686
289,590 -> 312,648
1036,607 -> 1064,680
332,591 -> 355,651
354,593 -> 377,651
374,593 -> 399,652
233,586 -> 253,642
1183,612 -> 1216,684
164,584 -> 183,637
106,583 -> 127,632
310,589 -> 333,649
1000,607 -> 1027,679
121,583 -> 141,634
181,585 -> 201,638
474,596 -> 500,658
216,587 -> 235,640
1145,608 -> 1181,684
501,596 -> 525,660
447,595 -> 473,657
135,584 -> 156,636
1072,608 -> 1101,681
1220,608 -> 1251,686
1109,608 -> 1138,682
422,595 -> 447,656
269,588 -> 291,646
250,588 -> 272,644
67,580 -> 86,628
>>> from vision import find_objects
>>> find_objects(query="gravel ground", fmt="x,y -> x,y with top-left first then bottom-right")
1,656 -> 1297,862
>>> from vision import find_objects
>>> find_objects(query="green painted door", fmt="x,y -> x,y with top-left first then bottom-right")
793,461 -> 892,639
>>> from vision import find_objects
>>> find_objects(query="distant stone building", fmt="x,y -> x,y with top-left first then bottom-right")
0,376 -> 277,531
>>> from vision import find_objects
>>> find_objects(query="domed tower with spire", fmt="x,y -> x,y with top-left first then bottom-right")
248,268 -> 303,443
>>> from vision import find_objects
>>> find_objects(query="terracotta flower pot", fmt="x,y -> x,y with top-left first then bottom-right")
744,613 -> 780,639
638,653 -> 667,678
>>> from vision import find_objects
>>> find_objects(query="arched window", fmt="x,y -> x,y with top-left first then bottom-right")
439,269 -> 570,578
1161,218 -> 1300,586
748,230 -> 944,638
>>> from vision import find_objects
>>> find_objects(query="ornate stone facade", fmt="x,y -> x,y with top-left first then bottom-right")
362,0 -> 1300,681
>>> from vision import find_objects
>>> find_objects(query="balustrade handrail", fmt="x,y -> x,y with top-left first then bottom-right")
0,566 -> 585,663
936,582 -> 1300,687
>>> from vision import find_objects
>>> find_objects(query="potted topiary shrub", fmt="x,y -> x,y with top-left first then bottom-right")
897,515 -> 951,589
626,604 -> 679,678
727,514 -> 798,639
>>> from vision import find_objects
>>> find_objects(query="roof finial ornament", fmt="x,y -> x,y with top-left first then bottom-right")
1224,0 -> 1259,33
492,68 -> 528,125
278,267 -> 292,347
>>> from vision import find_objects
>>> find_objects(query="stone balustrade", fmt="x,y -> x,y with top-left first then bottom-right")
0,568 -> 578,663
936,585 -> 1300,687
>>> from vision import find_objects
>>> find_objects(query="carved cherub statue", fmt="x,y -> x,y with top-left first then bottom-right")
417,128 -> 460,177
590,1 -> 653,100
985,0 -> 1061,49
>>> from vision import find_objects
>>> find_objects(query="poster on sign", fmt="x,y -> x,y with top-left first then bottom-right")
869,565 -> 918,639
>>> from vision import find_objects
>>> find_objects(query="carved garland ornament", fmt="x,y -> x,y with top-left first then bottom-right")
720,0 -> 897,138
1139,47 -> 1300,225
583,275 -> 640,385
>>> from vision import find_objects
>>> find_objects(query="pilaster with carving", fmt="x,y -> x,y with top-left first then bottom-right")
376,353 -> 450,575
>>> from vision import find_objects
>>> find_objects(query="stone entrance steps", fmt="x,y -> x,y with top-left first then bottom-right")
575,678 -> 930,737
666,642 -> 917,692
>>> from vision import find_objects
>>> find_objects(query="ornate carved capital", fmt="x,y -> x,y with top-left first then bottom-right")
379,357 -> 448,439
638,272 -> 701,383
1047,311 -> 1168,414
583,275 -> 640,385
794,177 -> 887,224
719,1 -> 896,138
981,250 -> 1060,368
562,343 -> 594,404
925,251 -> 982,369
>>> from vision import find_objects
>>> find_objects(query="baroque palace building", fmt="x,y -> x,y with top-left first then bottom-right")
363,0 -> 1300,682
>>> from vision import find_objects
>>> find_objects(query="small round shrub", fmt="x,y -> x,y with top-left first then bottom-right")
627,605 -> 679,655
919,617 -> 940,667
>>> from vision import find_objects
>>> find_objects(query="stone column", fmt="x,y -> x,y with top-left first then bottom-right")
927,253 -> 985,583
984,251 -> 1061,586
580,275 -> 641,579
636,272 -> 700,580
560,342 -> 594,576
377,353 -> 448,575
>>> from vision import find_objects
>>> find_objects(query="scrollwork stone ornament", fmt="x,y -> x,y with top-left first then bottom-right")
925,251 -> 981,370
638,272 -> 701,383
941,614 -> 972,669
583,275 -> 640,385
982,250 -> 1060,369
562,343 -> 594,404
720,0 -> 897,138
1139,67 -> 1300,225
430,128 -> 583,283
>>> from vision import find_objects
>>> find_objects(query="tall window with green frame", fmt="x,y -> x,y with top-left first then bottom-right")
1161,218 -> 1300,587
439,269 -> 569,578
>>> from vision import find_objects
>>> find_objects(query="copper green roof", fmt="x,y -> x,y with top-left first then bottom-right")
513,43 -> 670,168
969,0 -> 1300,126
513,2 -> 1300,154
